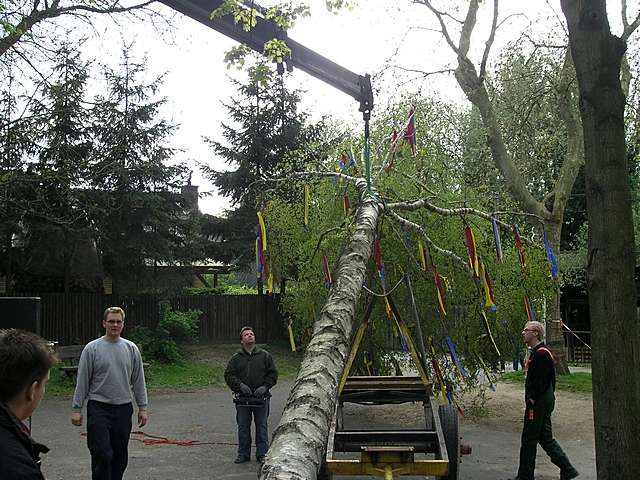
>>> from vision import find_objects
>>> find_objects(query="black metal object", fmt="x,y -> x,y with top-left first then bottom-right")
158,0 -> 374,114
335,430 -> 439,453
233,395 -> 266,408
0,297 -> 41,335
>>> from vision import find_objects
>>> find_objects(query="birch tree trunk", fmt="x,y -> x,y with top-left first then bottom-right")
560,1 -> 640,477
260,178 -> 383,480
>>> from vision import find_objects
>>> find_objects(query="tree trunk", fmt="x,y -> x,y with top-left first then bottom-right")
260,179 -> 382,480
561,1 -> 640,477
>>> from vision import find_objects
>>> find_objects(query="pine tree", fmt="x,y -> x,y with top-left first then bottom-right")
202,64 -> 327,265
26,44 -> 94,292
89,47 -> 202,292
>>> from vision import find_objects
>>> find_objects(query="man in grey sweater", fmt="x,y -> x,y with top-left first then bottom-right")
71,306 -> 148,480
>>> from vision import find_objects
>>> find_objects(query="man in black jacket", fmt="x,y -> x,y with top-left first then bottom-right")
510,321 -> 579,480
0,329 -> 56,480
224,326 -> 278,464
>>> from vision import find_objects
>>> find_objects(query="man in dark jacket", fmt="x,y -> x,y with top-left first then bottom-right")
510,321 -> 579,480
224,326 -> 278,464
0,329 -> 56,480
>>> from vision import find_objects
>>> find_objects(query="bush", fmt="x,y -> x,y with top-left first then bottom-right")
129,301 -> 200,363
183,285 -> 257,295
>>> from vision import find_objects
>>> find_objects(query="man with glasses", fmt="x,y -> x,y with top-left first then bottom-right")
510,320 -> 579,480
71,307 -> 148,480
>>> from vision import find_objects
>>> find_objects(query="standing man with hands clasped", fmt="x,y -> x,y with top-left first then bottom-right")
225,326 -> 278,464
509,320 -> 579,480
71,306 -> 149,480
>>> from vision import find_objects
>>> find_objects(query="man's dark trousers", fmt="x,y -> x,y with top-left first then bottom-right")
236,399 -> 270,459
86,400 -> 133,480
517,388 -> 573,480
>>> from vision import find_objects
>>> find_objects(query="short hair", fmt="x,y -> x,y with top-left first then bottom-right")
240,326 -> 254,338
0,329 -> 57,402
525,321 -> 545,340
103,306 -> 125,321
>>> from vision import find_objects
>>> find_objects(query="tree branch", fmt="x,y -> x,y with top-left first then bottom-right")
384,206 -> 469,272
479,0 -> 498,81
0,0 -> 157,57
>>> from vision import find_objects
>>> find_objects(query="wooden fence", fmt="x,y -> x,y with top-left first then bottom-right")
4,293 -> 285,345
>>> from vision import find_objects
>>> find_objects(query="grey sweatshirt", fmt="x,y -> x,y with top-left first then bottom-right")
72,336 -> 148,411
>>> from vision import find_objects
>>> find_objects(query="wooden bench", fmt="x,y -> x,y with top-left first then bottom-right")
55,344 -> 150,378
55,345 -> 86,378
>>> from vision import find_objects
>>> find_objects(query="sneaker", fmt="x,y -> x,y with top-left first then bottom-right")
234,455 -> 250,464
256,455 -> 266,463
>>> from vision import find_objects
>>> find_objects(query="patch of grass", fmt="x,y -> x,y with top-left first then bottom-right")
46,342 -> 303,398
47,367 -> 77,397
500,370 -> 592,394
144,361 -> 224,391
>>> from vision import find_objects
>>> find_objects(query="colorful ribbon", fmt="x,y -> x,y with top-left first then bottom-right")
404,106 -> 417,155
303,185 -> 310,226
445,335 -> 468,380
491,216 -> 503,262
481,311 -> 501,357
287,320 -> 296,352
322,254 -> 332,289
479,257 -> 497,311
543,230 -> 559,280
343,194 -> 351,216
433,266 -> 447,316
257,212 -> 267,252
524,296 -> 536,323
464,225 -> 480,277
513,224 -> 526,270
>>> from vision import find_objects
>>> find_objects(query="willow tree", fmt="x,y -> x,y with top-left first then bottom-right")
254,99 -> 554,480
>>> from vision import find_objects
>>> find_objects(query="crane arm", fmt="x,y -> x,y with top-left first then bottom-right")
159,0 -> 373,114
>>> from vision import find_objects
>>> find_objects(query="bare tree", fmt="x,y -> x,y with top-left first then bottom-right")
0,0 -> 158,58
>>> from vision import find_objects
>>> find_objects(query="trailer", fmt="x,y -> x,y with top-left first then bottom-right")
323,296 -> 470,480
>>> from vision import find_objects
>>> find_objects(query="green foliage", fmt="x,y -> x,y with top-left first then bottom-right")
211,0 -> 257,31
501,370 -> 592,394
183,284 -> 256,295
265,96 -> 557,382
128,301 -> 200,363
265,3 -> 310,30
264,39 -> 291,63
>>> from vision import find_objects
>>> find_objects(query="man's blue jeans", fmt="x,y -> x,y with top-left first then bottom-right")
236,398 -> 270,459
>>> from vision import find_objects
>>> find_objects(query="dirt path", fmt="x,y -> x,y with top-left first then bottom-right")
34,381 -> 594,480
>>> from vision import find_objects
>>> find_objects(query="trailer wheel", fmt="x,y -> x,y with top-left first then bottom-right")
438,404 -> 460,480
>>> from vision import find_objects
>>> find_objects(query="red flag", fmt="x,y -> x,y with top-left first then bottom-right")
433,266 -> 447,316
463,225 -> 479,277
513,224 -> 526,270
404,107 -> 417,155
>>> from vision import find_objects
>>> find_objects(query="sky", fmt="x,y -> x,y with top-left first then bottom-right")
39,1 -> 639,215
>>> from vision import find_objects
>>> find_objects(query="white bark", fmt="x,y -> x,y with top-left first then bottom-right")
260,179 -> 383,480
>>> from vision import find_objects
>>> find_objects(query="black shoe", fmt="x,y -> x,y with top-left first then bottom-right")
256,455 -> 266,463
561,466 -> 579,480
234,455 -> 250,464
